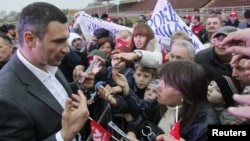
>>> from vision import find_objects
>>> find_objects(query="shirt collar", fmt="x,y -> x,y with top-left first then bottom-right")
16,48 -> 58,82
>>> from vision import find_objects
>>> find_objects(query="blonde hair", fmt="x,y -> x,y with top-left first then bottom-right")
171,30 -> 190,44
116,29 -> 132,39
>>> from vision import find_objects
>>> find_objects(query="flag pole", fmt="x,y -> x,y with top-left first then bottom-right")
88,116 -> 120,141
97,104 -> 110,123
111,135 -> 120,141
176,105 -> 178,122
87,104 -> 112,141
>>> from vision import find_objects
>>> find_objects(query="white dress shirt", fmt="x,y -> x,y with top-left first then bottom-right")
17,49 -> 78,141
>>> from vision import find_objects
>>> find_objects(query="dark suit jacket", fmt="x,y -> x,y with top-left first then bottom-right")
0,53 -> 74,141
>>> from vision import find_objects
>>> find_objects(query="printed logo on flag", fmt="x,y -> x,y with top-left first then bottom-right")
91,119 -> 112,141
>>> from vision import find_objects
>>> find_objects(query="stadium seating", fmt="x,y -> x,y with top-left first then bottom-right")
208,0 -> 250,8
125,0 -> 157,12
84,5 -> 114,15
169,0 -> 210,9
83,0 -> 250,18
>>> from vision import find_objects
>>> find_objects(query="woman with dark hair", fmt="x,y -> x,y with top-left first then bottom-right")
97,37 -> 115,58
95,37 -> 114,67
111,60 -> 221,141
156,60 -> 218,136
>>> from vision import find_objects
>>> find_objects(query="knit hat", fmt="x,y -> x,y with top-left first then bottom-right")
93,28 -> 110,39
67,32 -> 82,46
212,26 -> 238,38
147,79 -> 160,88
213,76 -> 241,107
87,49 -> 107,64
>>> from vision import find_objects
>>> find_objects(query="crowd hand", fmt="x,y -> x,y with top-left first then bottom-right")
97,85 -> 117,105
156,134 -> 185,141
110,86 -> 123,94
226,46 -> 250,57
222,29 -> 250,78
112,52 -> 137,62
97,82 -> 122,95
123,132 -> 139,141
92,55 -> 105,75
222,108 -> 247,125
112,71 -> 130,96
87,99 -> 95,105
86,35 -> 97,52
230,54 -> 243,67
220,28 -> 250,47
73,65 -> 85,81
75,71 -> 95,89
124,113 -> 134,122
226,47 -> 250,78
61,90 -> 89,141
228,94 -> 250,119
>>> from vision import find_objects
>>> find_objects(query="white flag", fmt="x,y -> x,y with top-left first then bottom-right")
75,0 -> 205,53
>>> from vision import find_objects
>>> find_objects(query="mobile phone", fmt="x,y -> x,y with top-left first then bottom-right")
78,58 -> 98,83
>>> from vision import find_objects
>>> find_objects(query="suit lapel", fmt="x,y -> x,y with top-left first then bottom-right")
12,54 -> 64,116
55,69 -> 72,98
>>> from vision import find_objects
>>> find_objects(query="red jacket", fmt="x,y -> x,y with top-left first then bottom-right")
191,23 -> 203,37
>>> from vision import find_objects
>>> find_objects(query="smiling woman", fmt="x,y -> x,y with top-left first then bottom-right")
111,23 -> 163,68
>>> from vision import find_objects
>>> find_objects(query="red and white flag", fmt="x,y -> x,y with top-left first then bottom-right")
170,106 -> 180,140
91,119 -> 112,141
170,121 -> 180,140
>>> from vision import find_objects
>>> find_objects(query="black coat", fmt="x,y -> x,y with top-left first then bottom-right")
0,54 -> 75,141
128,100 -> 221,141
195,47 -> 232,81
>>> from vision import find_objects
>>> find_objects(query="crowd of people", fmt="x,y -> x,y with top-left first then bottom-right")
1,2 -> 250,141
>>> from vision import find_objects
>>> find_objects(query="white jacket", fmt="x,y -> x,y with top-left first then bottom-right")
133,38 -> 162,68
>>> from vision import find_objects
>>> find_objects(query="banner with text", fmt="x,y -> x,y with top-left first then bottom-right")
147,0 -> 204,52
76,0 -> 205,53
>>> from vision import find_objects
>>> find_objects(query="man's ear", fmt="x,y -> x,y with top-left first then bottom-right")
23,31 -> 36,48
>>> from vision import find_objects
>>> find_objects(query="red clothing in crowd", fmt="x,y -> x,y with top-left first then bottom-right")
191,23 -> 203,38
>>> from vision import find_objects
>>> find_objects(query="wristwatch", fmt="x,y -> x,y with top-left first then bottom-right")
133,50 -> 142,62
